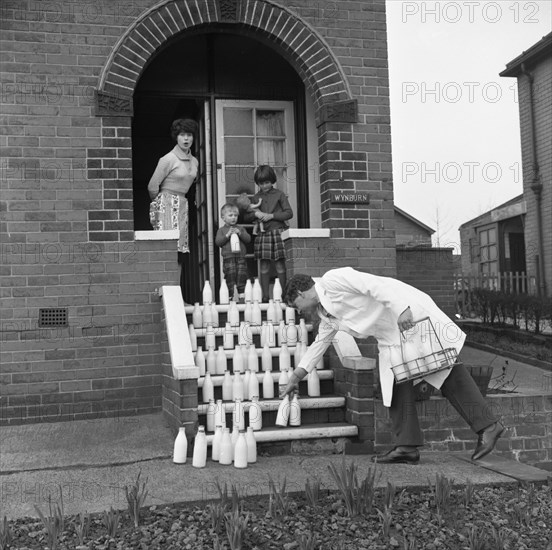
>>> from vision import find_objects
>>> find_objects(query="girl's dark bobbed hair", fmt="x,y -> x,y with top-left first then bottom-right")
171,118 -> 198,141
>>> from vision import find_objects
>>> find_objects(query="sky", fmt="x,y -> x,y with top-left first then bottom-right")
385,0 -> 552,251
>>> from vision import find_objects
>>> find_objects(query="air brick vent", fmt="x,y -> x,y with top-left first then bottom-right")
39,308 -> 68,328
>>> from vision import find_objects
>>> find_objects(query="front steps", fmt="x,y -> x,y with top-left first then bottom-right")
160,286 -> 373,454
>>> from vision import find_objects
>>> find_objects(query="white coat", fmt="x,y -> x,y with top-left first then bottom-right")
296,267 -> 466,406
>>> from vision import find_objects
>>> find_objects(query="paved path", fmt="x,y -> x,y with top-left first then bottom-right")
1,412 -> 549,520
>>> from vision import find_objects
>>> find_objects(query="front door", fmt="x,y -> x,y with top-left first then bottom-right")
214,100 -> 297,280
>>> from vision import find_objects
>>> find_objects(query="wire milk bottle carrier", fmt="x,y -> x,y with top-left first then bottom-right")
391,317 -> 460,383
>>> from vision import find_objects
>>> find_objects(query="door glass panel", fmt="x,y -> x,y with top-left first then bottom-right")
225,166 -> 255,195
225,137 -> 254,164
225,108 -> 253,136
257,139 -> 284,165
488,228 -> 496,242
479,231 -> 488,245
256,110 -> 285,136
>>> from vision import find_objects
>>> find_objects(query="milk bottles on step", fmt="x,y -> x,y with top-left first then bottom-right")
212,425 -> 223,461
206,399 -> 216,432
233,398 -> 245,430
307,369 -> 320,397
248,345 -> 259,373
203,302 -> 213,328
286,320 -> 298,346
234,431 -> 248,468
244,279 -> 253,302
244,301 -> 252,323
243,370 -> 251,400
231,425 -> 239,452
278,320 -> 287,346
266,300 -> 277,324
232,344 -> 244,373
222,322 -> 233,350
188,324 -> 197,352
278,369 -> 289,396
246,427 -> 257,463
192,426 -> 207,468
279,343 -> 291,372
299,318 -> 308,345
249,396 -> 262,431
219,278 -> 230,305
192,302 -> 203,328
228,300 -> 240,327
202,372 -> 214,403
289,393 -> 301,427
195,346 -> 206,376
248,370 -> 260,400
262,344 -> 273,372
273,278 -> 283,302
285,306 -> 295,324
173,427 -> 187,464
215,399 -> 226,429
251,300 -> 262,326
252,278 -> 262,303
202,280 -> 213,305
275,394 -> 290,427
216,346 -> 227,375
206,347 -> 216,375
232,372 -> 244,401
219,428 -> 233,465
210,303 -> 219,328
222,371 -> 233,401
205,325 -> 216,350
263,369 -> 274,399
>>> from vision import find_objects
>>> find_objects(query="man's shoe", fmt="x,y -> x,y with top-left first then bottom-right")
370,447 -> 420,464
472,422 -> 504,461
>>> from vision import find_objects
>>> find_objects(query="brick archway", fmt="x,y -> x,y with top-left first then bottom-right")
97,0 -> 352,112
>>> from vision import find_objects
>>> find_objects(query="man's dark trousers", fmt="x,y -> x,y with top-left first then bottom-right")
389,363 -> 497,446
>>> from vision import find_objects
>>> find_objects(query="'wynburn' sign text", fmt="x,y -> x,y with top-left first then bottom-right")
330,192 -> 370,204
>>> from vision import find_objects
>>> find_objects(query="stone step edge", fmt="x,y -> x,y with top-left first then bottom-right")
198,395 -> 346,414
198,369 -> 333,387
205,422 -> 359,444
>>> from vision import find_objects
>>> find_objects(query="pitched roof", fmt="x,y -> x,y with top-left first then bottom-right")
500,32 -> 552,77
459,194 -> 525,229
394,206 -> 435,234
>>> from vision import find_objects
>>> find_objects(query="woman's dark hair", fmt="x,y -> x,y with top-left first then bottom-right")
171,118 -> 198,142
283,274 -> 315,306
254,165 -> 277,184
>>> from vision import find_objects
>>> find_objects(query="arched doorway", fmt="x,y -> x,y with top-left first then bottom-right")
132,29 -> 308,302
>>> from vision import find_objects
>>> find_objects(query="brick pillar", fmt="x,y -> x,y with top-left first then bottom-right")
282,229 -> 334,276
334,356 -> 376,454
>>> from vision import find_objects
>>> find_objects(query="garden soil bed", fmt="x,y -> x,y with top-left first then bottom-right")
4,482 -> 551,550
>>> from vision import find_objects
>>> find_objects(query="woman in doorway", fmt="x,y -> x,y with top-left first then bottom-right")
148,118 -> 199,254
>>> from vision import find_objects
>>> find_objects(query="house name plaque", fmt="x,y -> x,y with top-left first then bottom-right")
330,192 -> 370,204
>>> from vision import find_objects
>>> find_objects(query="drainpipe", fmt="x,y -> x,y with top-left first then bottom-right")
520,63 -> 546,296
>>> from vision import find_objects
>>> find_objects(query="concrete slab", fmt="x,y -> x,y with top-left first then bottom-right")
1,451 -> 518,520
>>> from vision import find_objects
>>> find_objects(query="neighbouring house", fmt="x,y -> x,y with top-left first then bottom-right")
500,32 -> 552,297
459,194 -> 527,282
394,206 -> 434,248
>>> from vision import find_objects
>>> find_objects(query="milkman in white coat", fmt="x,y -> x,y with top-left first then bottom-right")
281,267 -> 504,464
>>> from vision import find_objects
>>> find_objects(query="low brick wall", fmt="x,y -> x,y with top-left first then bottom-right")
375,393 -> 552,471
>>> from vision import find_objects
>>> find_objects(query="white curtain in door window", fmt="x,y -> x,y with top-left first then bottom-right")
256,111 -> 284,165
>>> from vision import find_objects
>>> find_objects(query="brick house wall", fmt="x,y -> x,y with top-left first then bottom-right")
517,57 -> 552,296
395,210 -> 432,247
0,0 -> 396,424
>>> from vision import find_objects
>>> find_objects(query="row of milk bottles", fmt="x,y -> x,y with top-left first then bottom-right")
173,424 -> 257,469
191,316 -> 308,354
201,277 -> 281,306
200,349 -> 321,404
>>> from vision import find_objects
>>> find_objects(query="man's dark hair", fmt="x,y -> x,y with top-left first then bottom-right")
283,274 -> 315,306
